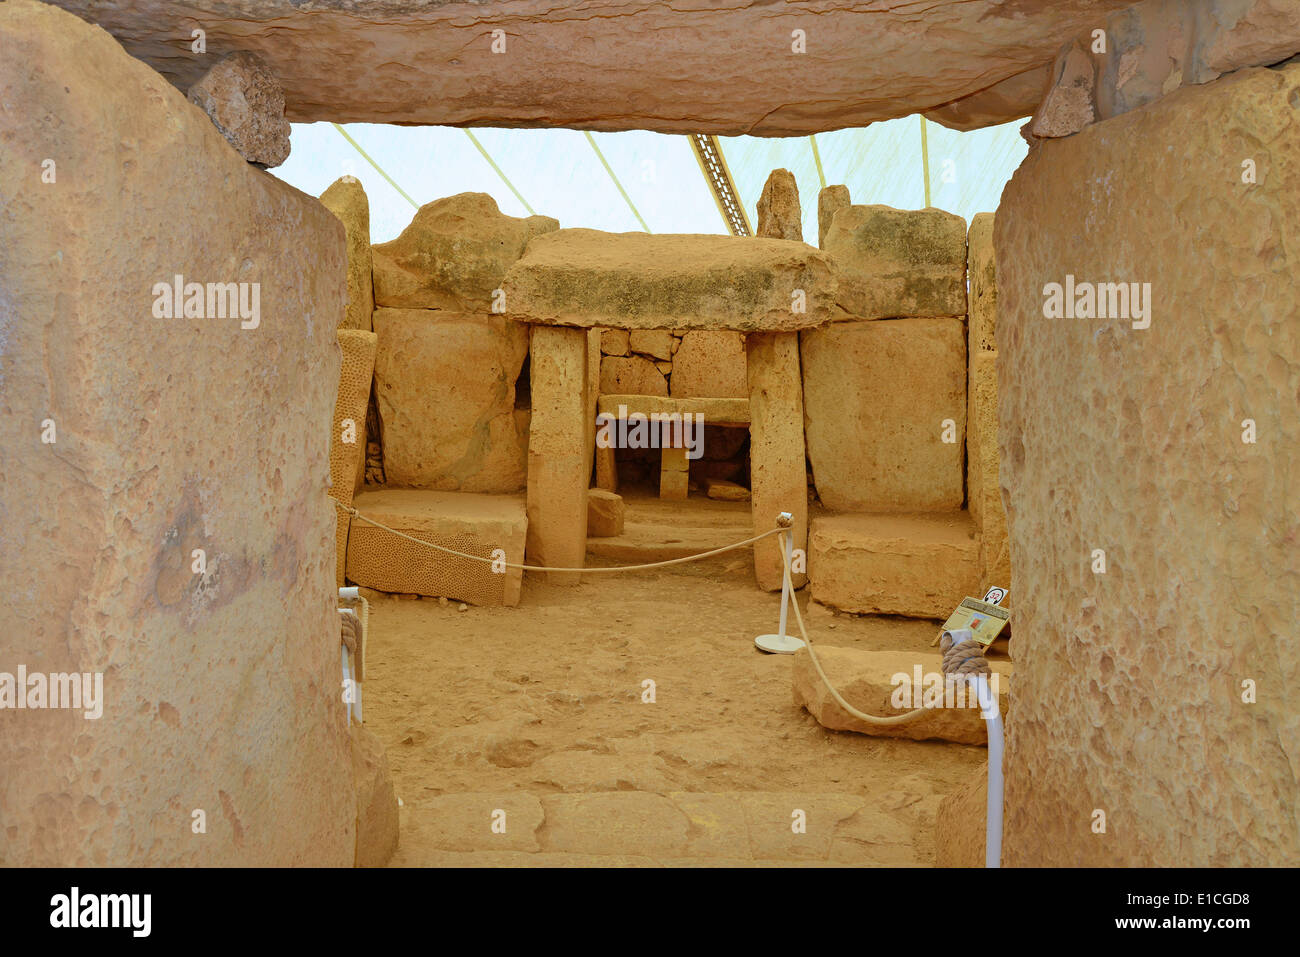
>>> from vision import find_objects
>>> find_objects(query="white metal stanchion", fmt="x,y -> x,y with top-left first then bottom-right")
755,512 -> 806,654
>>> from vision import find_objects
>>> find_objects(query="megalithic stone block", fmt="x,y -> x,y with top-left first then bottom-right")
746,331 -> 808,591
526,325 -> 589,584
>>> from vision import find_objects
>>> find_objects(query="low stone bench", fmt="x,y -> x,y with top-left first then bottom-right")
808,512 -> 981,618
345,489 -> 527,606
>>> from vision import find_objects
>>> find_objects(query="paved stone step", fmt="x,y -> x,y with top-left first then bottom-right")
390,790 -> 923,866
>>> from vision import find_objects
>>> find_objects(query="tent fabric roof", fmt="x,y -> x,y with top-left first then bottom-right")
273,120 -> 1027,244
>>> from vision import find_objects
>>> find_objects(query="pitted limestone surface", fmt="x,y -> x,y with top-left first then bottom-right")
346,489 -> 527,606
331,329 -> 378,585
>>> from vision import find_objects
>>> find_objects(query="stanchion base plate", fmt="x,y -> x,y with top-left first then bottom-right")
754,633 -> 806,655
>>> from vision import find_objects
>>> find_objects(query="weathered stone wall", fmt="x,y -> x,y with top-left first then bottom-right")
997,63 -> 1299,865
596,328 -> 748,402
967,214 -> 1011,593
0,0 -> 355,865
804,205 -> 969,514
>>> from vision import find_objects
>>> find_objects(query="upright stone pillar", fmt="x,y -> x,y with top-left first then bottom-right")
746,332 -> 808,591
526,325 -> 589,584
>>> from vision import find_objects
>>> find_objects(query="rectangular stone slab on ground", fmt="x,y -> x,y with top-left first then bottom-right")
346,489 -> 527,606
793,646 -> 1010,745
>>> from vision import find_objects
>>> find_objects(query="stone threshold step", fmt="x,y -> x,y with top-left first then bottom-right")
390,790 -> 922,866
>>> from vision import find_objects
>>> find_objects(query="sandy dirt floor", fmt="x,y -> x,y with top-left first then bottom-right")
363,549 -> 987,867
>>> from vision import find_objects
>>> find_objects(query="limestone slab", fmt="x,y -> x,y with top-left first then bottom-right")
756,169 -> 802,241
345,489 -> 527,606
597,394 -> 750,425
0,0 -> 353,865
599,355 -> 667,397
628,329 -> 673,360
802,318 -> 966,512
186,51 -> 290,167
330,330 -> 378,586
372,192 -> 558,312
807,513 -> 981,618
996,62 -> 1300,866
746,332 -> 808,591
600,328 -> 630,356
503,230 -> 836,331
526,326 -> 590,584
817,185 -> 850,250
670,331 -> 748,399
934,772 -> 986,868
351,724 -> 400,867
823,206 -> 967,319
587,489 -> 625,538
373,308 -> 529,493
56,0 -> 1132,133
319,176 -> 374,333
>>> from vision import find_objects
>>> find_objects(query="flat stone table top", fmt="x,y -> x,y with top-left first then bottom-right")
502,229 -> 837,331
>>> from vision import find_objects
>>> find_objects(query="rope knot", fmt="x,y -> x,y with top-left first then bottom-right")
939,633 -> 990,676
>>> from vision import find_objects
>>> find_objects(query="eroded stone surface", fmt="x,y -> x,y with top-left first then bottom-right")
966,214 -> 1010,594
351,724 -> 400,866
600,328 -> 630,356
808,513 -> 981,618
628,329 -> 673,360
746,332 -> 807,591
802,318 -> 966,511
503,230 -> 836,331
996,63 -> 1300,866
756,168 -> 802,241
1029,40 -> 1096,138
373,193 -> 558,312
0,0 -> 353,865
600,355 -> 668,397
54,0 -> 1134,133
670,331 -> 748,399
186,51 -> 290,167
817,184 -> 850,250
331,330 -> 378,585
320,176 -> 374,333
526,326 -> 590,584
373,309 -> 529,493
823,206 -> 967,319
1031,0 -> 1300,139
347,489 -> 527,605
934,772 -> 987,867
925,66 -> 1050,131
587,489 -> 625,538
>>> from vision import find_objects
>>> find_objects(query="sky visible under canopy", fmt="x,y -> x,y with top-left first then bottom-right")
272,118 -> 1028,244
